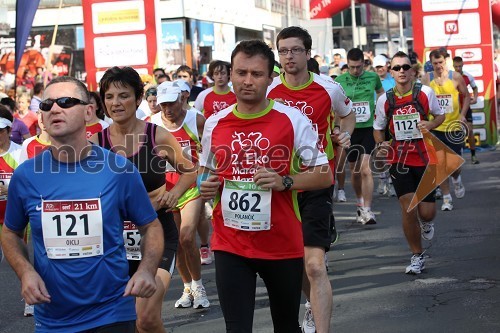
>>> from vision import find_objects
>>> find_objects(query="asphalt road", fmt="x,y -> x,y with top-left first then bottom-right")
1,148 -> 499,333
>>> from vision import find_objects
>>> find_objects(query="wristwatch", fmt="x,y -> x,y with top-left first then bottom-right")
282,175 -> 294,191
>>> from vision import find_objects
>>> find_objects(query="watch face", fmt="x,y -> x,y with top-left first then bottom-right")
283,176 -> 293,188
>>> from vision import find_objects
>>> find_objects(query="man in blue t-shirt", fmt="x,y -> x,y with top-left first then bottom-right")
1,76 -> 165,333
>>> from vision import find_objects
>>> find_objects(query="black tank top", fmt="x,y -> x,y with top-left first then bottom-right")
98,122 -> 166,192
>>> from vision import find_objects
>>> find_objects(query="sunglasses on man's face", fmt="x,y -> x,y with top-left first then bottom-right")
391,64 -> 412,72
39,97 -> 89,112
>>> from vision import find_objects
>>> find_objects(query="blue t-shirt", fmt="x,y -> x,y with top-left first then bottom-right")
381,74 -> 395,92
5,145 -> 158,333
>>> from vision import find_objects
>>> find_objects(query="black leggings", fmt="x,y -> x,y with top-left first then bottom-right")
78,320 -> 135,333
214,251 -> 303,333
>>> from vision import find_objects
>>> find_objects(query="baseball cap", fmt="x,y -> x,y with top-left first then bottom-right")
373,55 -> 388,67
0,117 -> 12,129
157,81 -> 182,104
319,65 -> 330,75
175,79 -> 191,93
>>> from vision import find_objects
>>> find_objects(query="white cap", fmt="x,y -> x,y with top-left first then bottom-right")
157,81 -> 182,104
373,55 -> 389,67
0,117 -> 12,129
319,65 -> 330,75
175,79 -> 191,93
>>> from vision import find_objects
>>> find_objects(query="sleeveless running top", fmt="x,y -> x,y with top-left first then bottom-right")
429,71 -> 460,132
98,122 -> 166,192
150,109 -> 200,191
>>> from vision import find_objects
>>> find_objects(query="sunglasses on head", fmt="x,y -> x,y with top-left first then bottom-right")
39,97 -> 89,112
391,64 -> 412,72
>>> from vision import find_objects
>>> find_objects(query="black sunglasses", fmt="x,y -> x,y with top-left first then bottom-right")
39,97 -> 89,112
391,64 -> 412,72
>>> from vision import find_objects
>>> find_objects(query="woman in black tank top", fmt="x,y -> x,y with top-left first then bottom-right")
89,66 -> 196,332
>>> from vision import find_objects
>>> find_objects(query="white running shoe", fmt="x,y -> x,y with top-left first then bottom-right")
24,303 -> 34,317
441,198 -> 453,211
192,285 -> 210,309
302,301 -> 316,333
200,246 -> 214,265
405,254 -> 425,274
359,208 -> 377,225
175,288 -> 193,308
453,180 -> 465,199
356,206 -> 363,223
337,189 -> 347,202
420,221 -> 435,240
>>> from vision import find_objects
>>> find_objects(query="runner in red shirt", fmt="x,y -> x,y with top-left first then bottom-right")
15,93 -> 38,136
199,40 -> 332,332
194,60 -> 236,118
374,51 -> 444,274
267,26 -> 355,333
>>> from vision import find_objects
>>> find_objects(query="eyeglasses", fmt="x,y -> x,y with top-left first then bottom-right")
391,64 -> 412,72
39,97 -> 89,112
277,48 -> 307,56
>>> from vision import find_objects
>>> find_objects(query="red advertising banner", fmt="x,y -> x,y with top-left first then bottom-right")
412,0 -> 497,146
82,0 -> 158,91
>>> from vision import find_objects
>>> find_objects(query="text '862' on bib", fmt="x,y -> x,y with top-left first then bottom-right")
41,198 -> 103,259
221,179 -> 271,231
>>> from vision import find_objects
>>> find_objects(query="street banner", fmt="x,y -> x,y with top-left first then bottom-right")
15,0 -> 40,76
412,0 -> 497,146
82,0 -> 159,90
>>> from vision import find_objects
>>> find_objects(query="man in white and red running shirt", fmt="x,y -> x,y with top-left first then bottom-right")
194,60 -> 236,118
267,26 -> 355,333
452,56 -> 480,164
199,39 -> 332,332
150,81 -> 211,310
374,51 -> 444,274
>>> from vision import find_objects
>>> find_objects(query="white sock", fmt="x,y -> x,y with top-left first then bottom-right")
452,175 -> 462,184
191,279 -> 203,289
184,282 -> 192,291
443,194 -> 452,200
357,198 -> 364,206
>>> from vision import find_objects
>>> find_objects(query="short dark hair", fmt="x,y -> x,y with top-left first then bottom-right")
33,82 -> 44,95
307,58 -> 320,75
390,51 -> 411,66
176,65 -> 193,77
347,48 -> 364,62
89,91 -> 105,120
231,40 -> 275,77
99,67 -> 144,106
45,76 -> 90,102
452,56 -> 463,62
276,26 -> 312,50
207,60 -> 231,79
0,104 -> 13,123
153,68 -> 166,75
429,48 -> 449,60
0,97 -> 16,112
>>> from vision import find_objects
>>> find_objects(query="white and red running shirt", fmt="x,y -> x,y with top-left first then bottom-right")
374,84 -> 443,166
199,100 -> 328,260
86,120 -> 109,139
194,87 -> 237,119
